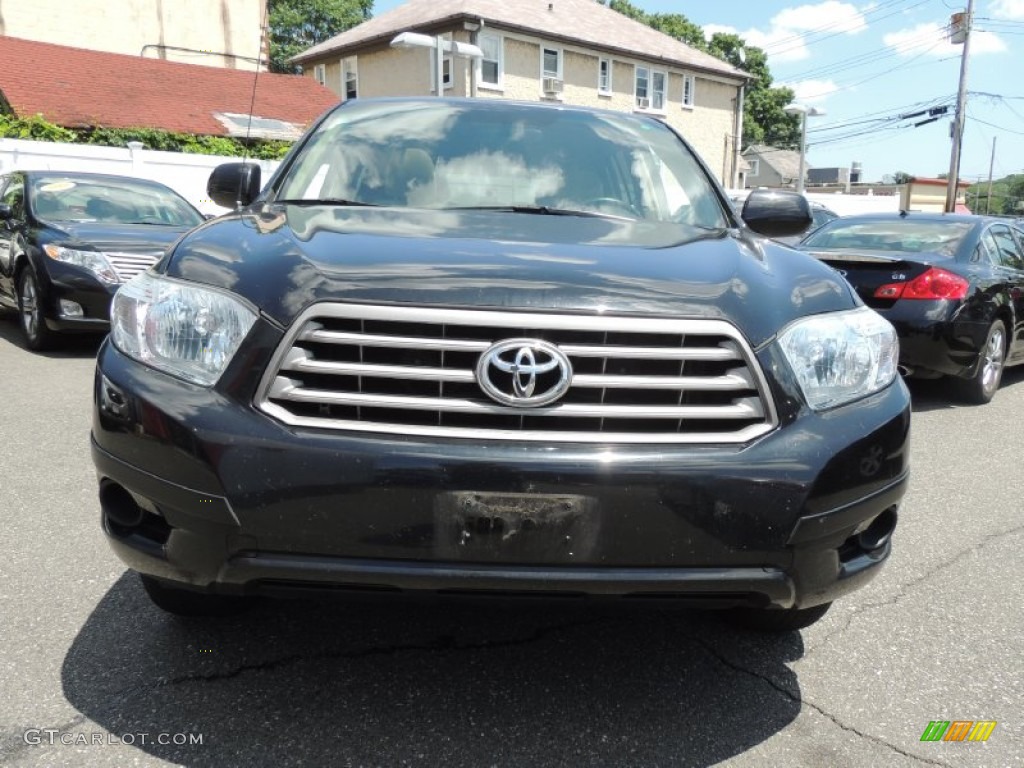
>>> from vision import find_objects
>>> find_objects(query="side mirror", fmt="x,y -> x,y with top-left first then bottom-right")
741,190 -> 813,239
0,203 -> 12,221
207,163 -> 261,210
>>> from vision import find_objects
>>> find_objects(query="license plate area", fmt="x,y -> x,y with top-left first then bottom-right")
434,491 -> 598,563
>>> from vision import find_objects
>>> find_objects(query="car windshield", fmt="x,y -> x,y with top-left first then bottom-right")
274,100 -> 730,228
30,176 -> 204,227
802,219 -> 973,257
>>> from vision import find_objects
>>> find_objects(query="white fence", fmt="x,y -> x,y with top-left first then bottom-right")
0,138 -> 281,215
726,188 -> 901,217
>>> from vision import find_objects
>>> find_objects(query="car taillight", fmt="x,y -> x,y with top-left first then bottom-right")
873,267 -> 969,301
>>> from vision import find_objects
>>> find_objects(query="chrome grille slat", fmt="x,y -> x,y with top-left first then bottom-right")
283,357 -> 477,383
104,251 -> 161,282
257,304 -> 778,444
271,384 -> 763,420
572,371 -> 752,390
302,328 -> 491,352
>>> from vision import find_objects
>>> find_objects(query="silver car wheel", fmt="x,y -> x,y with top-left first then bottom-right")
19,272 -> 38,339
980,324 -> 1005,397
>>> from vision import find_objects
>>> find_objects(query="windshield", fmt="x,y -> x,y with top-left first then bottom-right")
274,100 -> 729,228
30,175 -> 205,227
802,218 -> 973,257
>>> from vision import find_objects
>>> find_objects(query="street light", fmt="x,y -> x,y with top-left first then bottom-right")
784,104 -> 826,194
390,32 -> 484,97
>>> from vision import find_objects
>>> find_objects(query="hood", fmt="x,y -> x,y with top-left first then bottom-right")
46,221 -> 193,253
164,205 -> 857,348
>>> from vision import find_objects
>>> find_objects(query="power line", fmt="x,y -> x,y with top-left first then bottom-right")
761,0 -> 933,58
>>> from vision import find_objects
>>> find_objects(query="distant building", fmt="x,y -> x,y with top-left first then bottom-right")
808,167 -> 850,186
901,177 -> 972,214
0,0 -> 267,70
290,0 -> 750,183
741,145 -> 805,188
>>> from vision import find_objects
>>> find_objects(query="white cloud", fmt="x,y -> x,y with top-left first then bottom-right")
781,79 -> 841,103
883,22 -> 1007,56
990,0 -> 1024,20
771,1 -> 868,34
707,2 -> 868,63
703,24 -> 738,40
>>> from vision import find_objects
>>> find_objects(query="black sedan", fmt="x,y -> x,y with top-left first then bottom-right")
0,171 -> 205,349
92,98 -> 910,632
799,212 -> 1024,403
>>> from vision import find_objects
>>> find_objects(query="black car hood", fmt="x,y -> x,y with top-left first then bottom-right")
164,205 -> 856,347
48,221 -> 193,252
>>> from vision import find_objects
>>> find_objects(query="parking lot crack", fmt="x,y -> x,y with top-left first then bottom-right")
815,521 -> 1024,650
692,637 -> 955,768
100,617 -> 608,705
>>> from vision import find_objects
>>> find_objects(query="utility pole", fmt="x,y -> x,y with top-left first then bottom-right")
945,0 -> 974,213
984,136 -> 996,214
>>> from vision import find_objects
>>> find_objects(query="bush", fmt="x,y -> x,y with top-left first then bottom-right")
0,113 -> 292,159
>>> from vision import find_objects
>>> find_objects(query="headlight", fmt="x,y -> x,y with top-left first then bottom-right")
111,272 -> 257,386
43,244 -> 118,283
778,307 -> 898,410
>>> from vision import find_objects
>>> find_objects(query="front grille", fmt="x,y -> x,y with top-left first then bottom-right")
256,305 -> 778,444
105,251 -> 162,282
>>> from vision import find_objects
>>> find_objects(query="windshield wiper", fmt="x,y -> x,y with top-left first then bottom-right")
272,198 -> 381,207
446,205 -> 633,220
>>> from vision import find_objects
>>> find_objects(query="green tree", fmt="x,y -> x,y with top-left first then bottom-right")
608,0 -> 705,49
706,33 -> 799,148
269,0 -> 373,73
1004,174 -> 1024,215
892,171 -> 912,184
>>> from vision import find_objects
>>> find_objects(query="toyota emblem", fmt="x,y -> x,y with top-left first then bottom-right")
476,339 -> 573,407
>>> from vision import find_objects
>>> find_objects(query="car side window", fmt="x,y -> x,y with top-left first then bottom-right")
1,176 -> 25,219
975,229 -> 1000,264
989,225 -> 1024,270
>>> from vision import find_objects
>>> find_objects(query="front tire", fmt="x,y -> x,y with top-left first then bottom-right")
723,602 -> 832,632
140,574 -> 253,617
956,320 -> 1006,405
16,268 -> 58,351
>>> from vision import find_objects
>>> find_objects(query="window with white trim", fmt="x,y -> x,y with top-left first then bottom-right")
598,57 -> 612,94
313,63 -> 326,86
682,74 -> 695,107
542,47 -> 562,79
749,158 -> 760,177
479,32 -> 502,88
635,66 -> 649,108
651,70 -> 666,110
342,57 -> 358,100
429,50 -> 453,93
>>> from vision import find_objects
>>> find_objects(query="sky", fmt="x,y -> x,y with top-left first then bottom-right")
368,0 -> 1024,184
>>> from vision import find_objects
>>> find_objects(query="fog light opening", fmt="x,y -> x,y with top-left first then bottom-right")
857,507 -> 898,552
100,482 -> 144,531
59,299 -> 84,318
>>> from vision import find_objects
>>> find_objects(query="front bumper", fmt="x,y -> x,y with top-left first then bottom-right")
92,338 -> 911,610
39,261 -> 117,332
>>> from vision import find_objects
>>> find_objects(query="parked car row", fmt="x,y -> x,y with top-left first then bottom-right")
1,100 -> 1016,634
797,212 -> 1024,404
0,171 -> 205,349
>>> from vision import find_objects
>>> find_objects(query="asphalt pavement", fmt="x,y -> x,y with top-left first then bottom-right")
0,317 -> 1021,768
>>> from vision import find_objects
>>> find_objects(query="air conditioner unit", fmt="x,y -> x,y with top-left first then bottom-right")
542,77 -> 564,94
636,97 -> 651,109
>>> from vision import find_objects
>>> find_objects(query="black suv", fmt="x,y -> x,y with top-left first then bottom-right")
91,99 -> 910,631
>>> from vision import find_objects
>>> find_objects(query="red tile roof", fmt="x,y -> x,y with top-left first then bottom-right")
0,36 -> 338,136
